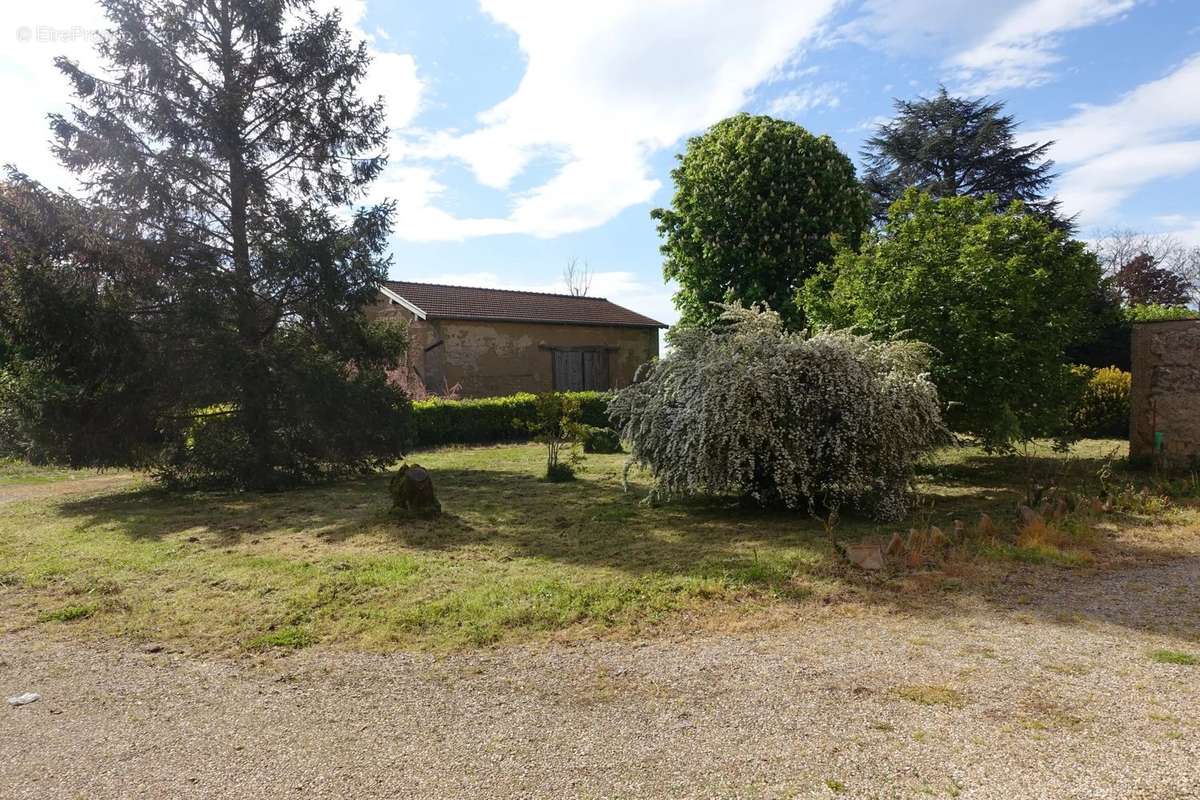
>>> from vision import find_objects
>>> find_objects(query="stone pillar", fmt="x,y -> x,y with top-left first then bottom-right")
1130,319 -> 1200,467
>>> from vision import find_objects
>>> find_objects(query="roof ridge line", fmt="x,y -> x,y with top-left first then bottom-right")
383,279 -> 608,302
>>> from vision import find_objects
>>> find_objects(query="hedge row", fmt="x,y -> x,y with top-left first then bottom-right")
1070,365 -> 1131,439
411,391 -> 611,447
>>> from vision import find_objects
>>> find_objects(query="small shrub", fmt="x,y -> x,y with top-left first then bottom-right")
582,425 -> 622,454
522,393 -> 585,481
1070,366 -> 1130,438
545,462 -> 577,482
1148,648 -> 1198,666
609,304 -> 949,520
1102,482 -> 1172,515
38,603 -> 97,623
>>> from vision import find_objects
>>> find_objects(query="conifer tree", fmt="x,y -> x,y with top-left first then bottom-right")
4,0 -> 410,487
862,87 -> 1065,227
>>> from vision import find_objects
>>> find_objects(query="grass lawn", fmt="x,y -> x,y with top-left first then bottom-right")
0,458 -> 102,486
0,439 -> 1188,652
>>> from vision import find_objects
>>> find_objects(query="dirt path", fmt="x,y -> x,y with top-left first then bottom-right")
3,553 -> 1198,800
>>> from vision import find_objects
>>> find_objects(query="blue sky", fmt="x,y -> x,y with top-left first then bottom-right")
4,0 -> 1200,325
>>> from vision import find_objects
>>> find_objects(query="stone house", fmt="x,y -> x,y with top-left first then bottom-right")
369,280 -> 665,398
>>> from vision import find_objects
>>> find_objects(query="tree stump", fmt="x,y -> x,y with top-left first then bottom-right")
389,464 -> 442,518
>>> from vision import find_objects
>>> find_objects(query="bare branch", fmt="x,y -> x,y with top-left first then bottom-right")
563,257 -> 593,297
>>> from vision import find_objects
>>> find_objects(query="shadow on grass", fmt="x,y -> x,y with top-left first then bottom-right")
51,447 -> 1200,643
915,446 -> 1133,489
56,474 -> 393,546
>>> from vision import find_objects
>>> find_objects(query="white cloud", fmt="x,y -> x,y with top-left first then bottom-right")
849,114 -> 892,133
0,1 -> 423,190
0,2 -> 109,189
1025,53 -> 1200,165
374,166 -> 517,240
950,0 -> 1138,92
845,0 -> 1140,93
389,0 -> 840,241
1161,218 -> 1200,248
767,84 -> 842,117
1056,141 -> 1200,219
841,0 -> 1014,53
1024,54 -> 1200,224
360,51 -> 423,135
313,0 -> 423,134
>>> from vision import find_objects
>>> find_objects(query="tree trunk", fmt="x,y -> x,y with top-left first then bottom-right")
220,0 -> 273,489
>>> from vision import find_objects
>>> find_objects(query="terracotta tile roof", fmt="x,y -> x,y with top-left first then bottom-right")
381,280 -> 667,328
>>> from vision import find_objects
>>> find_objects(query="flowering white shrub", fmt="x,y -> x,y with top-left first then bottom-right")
608,304 -> 949,521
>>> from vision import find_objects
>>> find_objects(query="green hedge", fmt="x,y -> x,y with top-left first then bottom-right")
1070,365 -> 1130,438
412,391 -> 611,447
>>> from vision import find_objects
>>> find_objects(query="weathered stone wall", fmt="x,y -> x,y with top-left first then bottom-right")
1129,319 -> 1200,466
366,298 -> 660,397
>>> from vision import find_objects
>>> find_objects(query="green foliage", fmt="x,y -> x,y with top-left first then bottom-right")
247,625 -> 316,651
38,603 -> 98,623
27,0 -> 402,489
0,178 -> 163,466
1148,649 -> 1198,666
1123,304 -> 1199,322
411,391 -> 609,447
862,87 -> 1063,226
581,425 -> 622,454
544,462 -> 577,483
1070,366 -> 1130,439
524,392 -> 586,481
803,190 -> 1101,450
652,113 -> 870,329
155,323 -> 413,489
610,304 -> 949,521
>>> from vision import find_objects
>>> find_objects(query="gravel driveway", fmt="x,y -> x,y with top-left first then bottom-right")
3,546 -> 1199,800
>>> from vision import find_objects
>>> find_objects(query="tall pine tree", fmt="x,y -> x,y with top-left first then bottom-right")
23,0 -> 410,488
862,87 -> 1065,227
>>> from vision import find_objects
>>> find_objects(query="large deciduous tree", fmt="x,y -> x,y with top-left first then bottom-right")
652,114 -> 870,329
1112,253 -> 1193,307
802,190 -> 1101,450
4,0 -> 411,487
862,87 -> 1064,227
1091,228 -> 1200,304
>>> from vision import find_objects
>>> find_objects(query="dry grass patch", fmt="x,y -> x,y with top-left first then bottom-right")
1017,693 -> 1087,730
890,684 -> 966,708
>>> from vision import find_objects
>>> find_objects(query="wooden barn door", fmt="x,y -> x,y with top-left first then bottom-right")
553,348 -> 610,391
553,349 -> 582,391
581,350 -> 609,391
